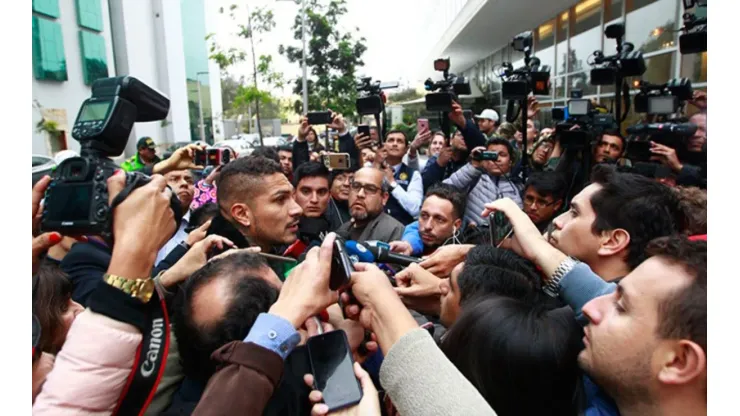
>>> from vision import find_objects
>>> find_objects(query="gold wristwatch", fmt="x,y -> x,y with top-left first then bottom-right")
103,273 -> 156,303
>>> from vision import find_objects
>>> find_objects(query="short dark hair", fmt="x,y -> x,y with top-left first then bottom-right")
673,186 -> 707,235
424,183 -> 466,221
385,129 -> 408,145
457,246 -> 541,307
190,203 -> 220,229
330,166 -> 358,186
525,172 -> 567,201
600,130 -> 626,149
589,164 -> 684,270
292,161 -> 330,188
646,236 -> 706,353
249,146 -> 280,163
441,296 -> 582,415
217,156 -> 284,208
486,136 -> 515,158
172,252 -> 278,383
277,144 -> 293,153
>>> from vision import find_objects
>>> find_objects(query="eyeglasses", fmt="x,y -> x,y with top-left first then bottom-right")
350,181 -> 381,195
524,195 -> 558,208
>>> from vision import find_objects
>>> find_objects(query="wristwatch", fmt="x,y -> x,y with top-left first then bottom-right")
103,273 -> 156,303
543,256 -> 580,298
390,181 -> 398,190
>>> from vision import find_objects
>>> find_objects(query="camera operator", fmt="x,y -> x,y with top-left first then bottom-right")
121,136 -> 161,172
389,183 -> 466,257
528,132 -> 556,172
377,130 -> 424,225
647,110 -> 707,188
593,130 -> 626,164
482,197 -> 706,416
206,156 -> 303,275
336,167 -> 405,243
443,137 -> 523,227
421,128 -> 469,191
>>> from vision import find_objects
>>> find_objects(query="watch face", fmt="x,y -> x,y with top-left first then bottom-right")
136,279 -> 156,303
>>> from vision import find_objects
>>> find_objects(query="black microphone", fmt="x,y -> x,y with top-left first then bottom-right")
364,242 -> 422,267
626,123 -> 697,136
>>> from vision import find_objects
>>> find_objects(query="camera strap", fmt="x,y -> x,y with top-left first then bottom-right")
112,289 -> 170,416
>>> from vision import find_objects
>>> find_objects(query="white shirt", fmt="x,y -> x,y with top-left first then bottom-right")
155,210 -> 191,266
390,163 -> 423,218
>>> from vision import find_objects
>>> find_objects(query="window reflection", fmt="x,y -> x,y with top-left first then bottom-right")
680,52 -> 707,83
556,11 -> 569,76
554,76 -> 566,99
625,0 -> 677,54
568,72 -> 598,96
535,19 -> 556,74
569,0 -> 602,73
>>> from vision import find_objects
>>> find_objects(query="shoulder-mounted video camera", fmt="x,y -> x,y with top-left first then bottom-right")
424,58 -> 471,112
633,78 -> 693,115
679,0 -> 707,54
499,32 -> 551,100
40,76 -> 180,241
553,90 -> 616,150
589,24 -> 646,86
355,77 -> 399,116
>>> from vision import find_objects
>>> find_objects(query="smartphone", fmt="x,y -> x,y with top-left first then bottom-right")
357,124 -> 370,137
416,118 -> 429,134
307,111 -> 333,125
193,149 -> 207,166
489,212 -> 513,247
323,153 -> 350,170
307,330 -> 363,412
330,238 -> 354,290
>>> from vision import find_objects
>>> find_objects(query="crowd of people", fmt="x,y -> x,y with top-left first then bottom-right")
31,89 -> 707,415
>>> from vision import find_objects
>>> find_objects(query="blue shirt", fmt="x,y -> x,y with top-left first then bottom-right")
402,221 -> 424,256
244,313 -> 302,360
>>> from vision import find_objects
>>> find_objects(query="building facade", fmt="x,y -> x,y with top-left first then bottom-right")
414,0 -> 706,127
32,0 -> 224,159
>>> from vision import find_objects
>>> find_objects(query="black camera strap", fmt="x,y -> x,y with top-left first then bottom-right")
112,289 -> 170,416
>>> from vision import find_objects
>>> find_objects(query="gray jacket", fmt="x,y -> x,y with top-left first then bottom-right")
443,163 -> 523,226
336,212 -> 404,244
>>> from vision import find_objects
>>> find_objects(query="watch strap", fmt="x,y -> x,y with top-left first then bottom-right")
104,273 -> 156,303
543,256 -> 580,298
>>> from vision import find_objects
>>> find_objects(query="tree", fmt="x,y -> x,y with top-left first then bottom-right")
279,0 -> 367,117
206,4 -> 284,144
387,88 -> 423,104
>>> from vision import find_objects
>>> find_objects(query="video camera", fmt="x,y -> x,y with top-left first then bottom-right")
40,76 -> 178,240
679,0 -> 707,54
589,24 -> 646,86
553,90 -> 617,150
498,32 -> 551,100
424,58 -> 471,112
633,78 -> 693,115
355,77 -> 399,116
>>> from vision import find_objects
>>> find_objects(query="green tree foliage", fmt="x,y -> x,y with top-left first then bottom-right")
387,88 -> 424,104
279,0 -> 367,117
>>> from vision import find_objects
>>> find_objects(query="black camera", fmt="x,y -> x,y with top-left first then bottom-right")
633,78 -> 693,115
589,23 -> 646,86
555,91 -> 617,150
424,58 -> 471,112
679,0 -> 707,54
41,76 -> 174,239
499,32 -> 551,100
355,77 -> 398,116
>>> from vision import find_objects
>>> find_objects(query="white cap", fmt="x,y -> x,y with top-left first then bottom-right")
474,109 -> 500,123
53,150 -> 79,165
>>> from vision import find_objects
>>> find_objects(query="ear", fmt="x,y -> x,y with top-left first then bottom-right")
553,200 -> 563,213
230,202 -> 252,229
381,191 -> 390,206
597,228 -> 630,257
453,218 -> 462,231
657,340 -> 706,386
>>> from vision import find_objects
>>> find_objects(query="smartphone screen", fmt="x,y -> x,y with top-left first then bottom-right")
416,118 -> 429,133
307,111 -> 333,125
307,330 -> 363,412
357,125 -> 370,137
489,212 -> 513,247
194,149 -> 207,166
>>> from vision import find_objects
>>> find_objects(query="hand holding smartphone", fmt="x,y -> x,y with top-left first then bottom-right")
307,330 -> 364,412
489,212 -> 514,247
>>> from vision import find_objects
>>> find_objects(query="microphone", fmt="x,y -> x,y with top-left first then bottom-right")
626,123 -> 697,136
344,240 -> 376,264
364,241 -> 422,267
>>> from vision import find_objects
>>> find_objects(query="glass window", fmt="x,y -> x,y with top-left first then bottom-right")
33,0 -> 60,18
556,11 -> 569,76
568,71 -> 598,97
32,16 -> 67,81
76,0 -> 103,32
641,52 -> 675,85
554,76 -> 567,99
625,0 -> 678,54
535,19 -> 556,75
603,0 -> 624,54
680,52 -> 707,83
569,0 -> 602,73
79,31 -> 109,85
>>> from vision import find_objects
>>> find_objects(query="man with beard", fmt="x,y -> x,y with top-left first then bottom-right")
421,129 -> 470,190
390,184 -> 466,257
336,167 -> 404,243
206,156 -> 303,276
592,131 -> 626,164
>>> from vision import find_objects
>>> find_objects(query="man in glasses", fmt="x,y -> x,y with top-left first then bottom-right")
336,167 -> 405,243
522,172 -> 567,233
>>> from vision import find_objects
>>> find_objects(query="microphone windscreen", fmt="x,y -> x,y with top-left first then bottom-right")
345,240 -> 376,263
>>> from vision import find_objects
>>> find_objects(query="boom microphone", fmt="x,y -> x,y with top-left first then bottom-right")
626,123 -> 697,136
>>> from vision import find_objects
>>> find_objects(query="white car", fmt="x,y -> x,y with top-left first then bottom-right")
32,154 -> 56,185
230,133 -> 261,147
214,139 -> 255,158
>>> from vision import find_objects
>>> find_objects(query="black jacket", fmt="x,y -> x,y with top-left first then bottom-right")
325,198 -> 350,231
61,240 -> 111,307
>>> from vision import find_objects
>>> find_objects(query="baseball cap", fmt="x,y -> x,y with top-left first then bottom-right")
474,109 -> 500,123
137,137 -> 156,150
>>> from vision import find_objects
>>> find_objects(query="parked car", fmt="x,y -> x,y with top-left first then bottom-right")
230,133 -> 261,147
261,136 -> 288,148
214,139 -> 255,158
32,154 -> 56,185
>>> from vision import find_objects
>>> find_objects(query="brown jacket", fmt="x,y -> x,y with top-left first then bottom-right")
193,341 -> 284,415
